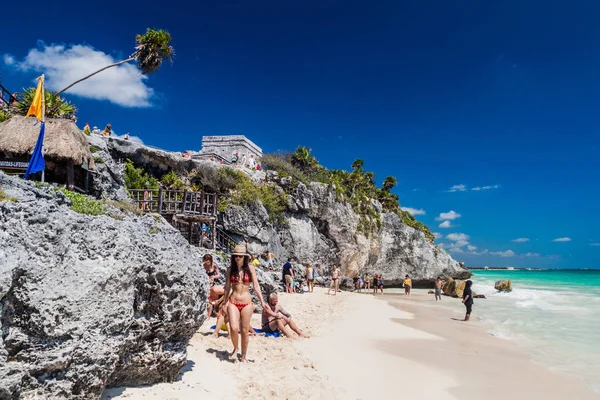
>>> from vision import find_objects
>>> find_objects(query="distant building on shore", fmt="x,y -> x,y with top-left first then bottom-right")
192,135 -> 263,164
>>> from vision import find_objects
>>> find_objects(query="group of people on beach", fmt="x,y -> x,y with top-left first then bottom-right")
203,245 -> 308,363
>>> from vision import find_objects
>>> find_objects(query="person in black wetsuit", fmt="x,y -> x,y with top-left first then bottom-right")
462,280 -> 474,321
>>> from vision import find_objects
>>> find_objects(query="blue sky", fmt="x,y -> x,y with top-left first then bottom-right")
1,0 -> 599,268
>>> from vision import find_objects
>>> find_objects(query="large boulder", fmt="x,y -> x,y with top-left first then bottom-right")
494,279 -> 513,292
442,278 -> 466,298
0,173 -> 208,399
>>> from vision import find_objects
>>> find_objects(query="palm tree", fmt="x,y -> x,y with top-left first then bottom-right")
15,87 -> 77,119
291,146 -> 317,170
382,176 -> 397,192
351,158 -> 364,171
56,28 -> 174,95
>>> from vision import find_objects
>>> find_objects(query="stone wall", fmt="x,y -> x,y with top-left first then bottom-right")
196,135 -> 263,162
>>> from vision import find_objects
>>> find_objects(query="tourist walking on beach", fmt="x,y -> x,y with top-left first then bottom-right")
372,274 -> 379,295
222,244 -> 268,362
262,293 -> 308,338
378,275 -> 385,294
435,277 -> 443,301
462,280 -> 474,321
283,258 -> 295,294
364,274 -> 371,291
327,265 -> 341,295
305,264 -> 315,292
403,274 -> 412,295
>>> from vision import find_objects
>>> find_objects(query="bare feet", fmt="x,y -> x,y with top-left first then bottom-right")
229,347 -> 238,358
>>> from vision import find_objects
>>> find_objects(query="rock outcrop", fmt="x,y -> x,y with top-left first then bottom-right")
442,278 -> 467,298
0,173 -> 208,399
494,279 -> 512,292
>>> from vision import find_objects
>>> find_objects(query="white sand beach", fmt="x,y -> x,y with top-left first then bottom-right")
102,288 -> 600,400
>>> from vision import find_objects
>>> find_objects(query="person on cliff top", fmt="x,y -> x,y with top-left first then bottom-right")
305,264 -> 315,293
378,274 -> 385,294
327,265 -> 341,295
435,277 -> 443,301
221,244 -> 268,362
83,122 -> 91,135
101,123 -> 112,136
403,274 -> 412,296
282,258 -> 295,294
241,153 -> 247,167
250,254 -> 260,268
462,280 -> 474,321
204,254 -> 224,319
262,292 -> 308,338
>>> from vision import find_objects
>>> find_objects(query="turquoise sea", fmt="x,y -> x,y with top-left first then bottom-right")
470,269 -> 600,393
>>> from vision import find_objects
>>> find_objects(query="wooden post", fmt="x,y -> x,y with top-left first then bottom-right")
83,170 -> 89,193
182,190 -> 188,214
188,221 -> 193,244
66,161 -> 75,189
213,193 -> 218,217
212,219 -> 216,250
199,191 -> 205,216
158,188 -> 163,213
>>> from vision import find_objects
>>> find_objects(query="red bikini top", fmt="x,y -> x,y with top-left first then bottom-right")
231,271 -> 250,284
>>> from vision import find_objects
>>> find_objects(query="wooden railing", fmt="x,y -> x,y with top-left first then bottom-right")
129,189 -> 218,218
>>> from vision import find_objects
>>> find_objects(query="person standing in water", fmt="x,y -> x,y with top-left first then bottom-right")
434,277 -> 443,301
222,244 -> 268,362
462,280 -> 474,321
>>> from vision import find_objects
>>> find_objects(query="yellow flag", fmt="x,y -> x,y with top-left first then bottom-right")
25,75 -> 44,121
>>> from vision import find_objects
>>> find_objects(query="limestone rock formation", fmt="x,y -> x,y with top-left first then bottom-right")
87,135 -> 130,202
0,173 -> 208,399
442,278 -> 467,298
494,279 -> 513,292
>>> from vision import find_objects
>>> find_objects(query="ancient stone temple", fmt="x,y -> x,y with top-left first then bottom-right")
192,135 -> 263,163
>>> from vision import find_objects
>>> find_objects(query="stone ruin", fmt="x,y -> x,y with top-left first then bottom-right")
192,135 -> 263,164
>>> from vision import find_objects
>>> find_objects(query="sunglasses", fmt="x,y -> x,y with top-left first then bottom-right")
234,255 -> 245,259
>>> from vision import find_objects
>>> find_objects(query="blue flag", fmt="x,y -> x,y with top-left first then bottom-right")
24,122 -> 45,179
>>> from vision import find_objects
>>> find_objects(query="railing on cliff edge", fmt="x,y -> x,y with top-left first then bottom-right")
129,188 -> 239,254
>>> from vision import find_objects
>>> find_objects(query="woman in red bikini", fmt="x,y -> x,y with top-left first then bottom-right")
222,244 -> 268,363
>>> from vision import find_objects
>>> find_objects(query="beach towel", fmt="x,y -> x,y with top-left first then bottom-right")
210,325 -> 281,338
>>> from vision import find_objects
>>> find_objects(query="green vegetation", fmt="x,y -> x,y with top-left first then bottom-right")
57,28 -> 174,95
260,146 -> 435,241
123,159 -> 159,190
149,226 -> 160,234
105,200 -> 145,216
160,170 -> 185,189
93,156 -> 105,164
14,87 -> 77,119
60,189 -> 105,216
0,109 -> 9,123
0,187 -> 16,202
89,145 -> 101,153
218,167 -> 288,225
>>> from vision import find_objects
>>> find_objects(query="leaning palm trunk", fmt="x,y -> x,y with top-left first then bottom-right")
56,58 -> 135,95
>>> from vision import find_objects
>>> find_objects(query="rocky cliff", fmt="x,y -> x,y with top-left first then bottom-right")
0,173 -> 209,399
92,137 -> 470,286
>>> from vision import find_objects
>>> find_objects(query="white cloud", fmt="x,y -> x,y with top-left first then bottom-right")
447,233 -> 470,242
511,238 -> 529,243
448,184 -> 467,192
589,243 -> 600,247
472,185 -> 499,191
436,210 -> 461,221
439,221 -> 452,228
2,54 -> 15,65
467,245 -> 477,251
401,207 -> 426,216
433,232 -> 442,239
10,43 -> 154,107
522,252 -> 540,257
552,237 -> 572,242
490,250 -> 516,257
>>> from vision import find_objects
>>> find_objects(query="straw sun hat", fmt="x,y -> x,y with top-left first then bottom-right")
232,244 -> 249,256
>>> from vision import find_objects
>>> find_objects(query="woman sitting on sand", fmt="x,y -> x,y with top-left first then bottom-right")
262,293 -> 307,338
222,244 -> 268,362
204,254 -> 224,318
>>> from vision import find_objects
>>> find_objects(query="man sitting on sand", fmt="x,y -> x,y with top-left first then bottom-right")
262,293 -> 307,338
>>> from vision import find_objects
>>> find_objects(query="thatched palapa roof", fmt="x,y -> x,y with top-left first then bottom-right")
0,116 -> 94,168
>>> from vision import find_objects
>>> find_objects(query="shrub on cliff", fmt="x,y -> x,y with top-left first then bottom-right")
124,159 -> 159,190
60,189 -> 106,216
